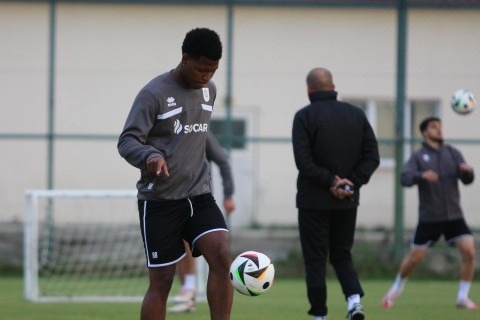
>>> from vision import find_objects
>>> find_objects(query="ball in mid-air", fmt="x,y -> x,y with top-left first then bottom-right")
451,89 -> 476,115
229,251 -> 275,296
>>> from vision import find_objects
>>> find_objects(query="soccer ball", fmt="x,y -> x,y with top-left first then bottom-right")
229,251 -> 275,296
451,89 -> 476,115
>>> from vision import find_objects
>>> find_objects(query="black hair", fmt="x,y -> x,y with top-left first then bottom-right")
182,28 -> 222,60
419,116 -> 441,133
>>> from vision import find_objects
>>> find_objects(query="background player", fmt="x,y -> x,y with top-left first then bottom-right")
382,116 -> 477,310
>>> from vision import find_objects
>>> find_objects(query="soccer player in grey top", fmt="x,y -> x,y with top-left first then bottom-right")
382,117 -> 477,310
118,28 -> 233,320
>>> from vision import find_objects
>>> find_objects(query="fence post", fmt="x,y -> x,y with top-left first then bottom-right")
394,0 -> 408,261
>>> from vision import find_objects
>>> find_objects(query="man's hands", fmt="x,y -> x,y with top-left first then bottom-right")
146,157 -> 237,214
329,175 -> 354,200
146,157 -> 169,177
422,163 -> 473,183
421,170 -> 438,182
223,197 -> 236,216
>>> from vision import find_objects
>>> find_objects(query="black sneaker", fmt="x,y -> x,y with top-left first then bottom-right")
347,303 -> 365,320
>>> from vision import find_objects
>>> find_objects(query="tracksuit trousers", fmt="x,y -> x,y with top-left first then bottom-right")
298,208 -> 364,317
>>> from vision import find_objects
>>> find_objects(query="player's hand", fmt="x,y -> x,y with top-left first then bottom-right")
422,170 -> 438,182
146,157 -> 169,177
329,176 -> 354,200
224,198 -> 236,215
459,163 -> 473,173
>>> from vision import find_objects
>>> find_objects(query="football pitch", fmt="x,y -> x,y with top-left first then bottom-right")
2,275 -> 479,320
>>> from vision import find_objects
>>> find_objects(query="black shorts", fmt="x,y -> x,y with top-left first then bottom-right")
412,218 -> 472,248
138,193 -> 228,267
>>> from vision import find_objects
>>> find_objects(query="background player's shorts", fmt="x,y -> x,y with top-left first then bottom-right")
138,193 -> 228,267
412,218 -> 472,247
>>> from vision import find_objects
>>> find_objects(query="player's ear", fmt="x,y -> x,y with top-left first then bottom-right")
181,54 -> 188,66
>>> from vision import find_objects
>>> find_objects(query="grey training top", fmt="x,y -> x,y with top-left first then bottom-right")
401,142 -> 474,222
118,71 -> 217,200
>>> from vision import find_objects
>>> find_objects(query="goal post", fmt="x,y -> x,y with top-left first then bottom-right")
23,189 -> 208,303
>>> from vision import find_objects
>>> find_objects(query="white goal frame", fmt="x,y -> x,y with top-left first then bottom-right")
24,189 -> 208,303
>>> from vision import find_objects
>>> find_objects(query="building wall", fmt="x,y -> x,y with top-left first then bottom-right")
1,3 -> 480,229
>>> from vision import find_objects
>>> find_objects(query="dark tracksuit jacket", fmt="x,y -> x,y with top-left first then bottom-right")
292,90 -> 380,210
401,142 -> 474,222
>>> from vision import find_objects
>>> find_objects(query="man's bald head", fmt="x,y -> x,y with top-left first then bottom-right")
306,68 -> 335,93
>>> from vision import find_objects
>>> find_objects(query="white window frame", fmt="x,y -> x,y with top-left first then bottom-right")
344,98 -> 440,169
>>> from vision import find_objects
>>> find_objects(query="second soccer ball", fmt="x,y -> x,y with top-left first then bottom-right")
451,89 -> 476,115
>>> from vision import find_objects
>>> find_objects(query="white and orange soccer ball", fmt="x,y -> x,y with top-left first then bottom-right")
451,89 -> 476,115
229,251 -> 275,296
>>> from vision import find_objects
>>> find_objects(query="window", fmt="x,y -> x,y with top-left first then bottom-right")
210,118 -> 246,149
344,98 -> 440,167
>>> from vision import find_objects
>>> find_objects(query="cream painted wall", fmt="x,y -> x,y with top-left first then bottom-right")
0,3 -> 49,134
1,3 -> 479,229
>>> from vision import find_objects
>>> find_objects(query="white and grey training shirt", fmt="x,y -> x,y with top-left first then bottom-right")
118,71 -> 217,200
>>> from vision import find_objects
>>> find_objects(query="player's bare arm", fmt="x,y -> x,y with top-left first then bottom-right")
146,157 -> 169,176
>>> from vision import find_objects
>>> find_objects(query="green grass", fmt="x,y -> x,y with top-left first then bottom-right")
2,275 -> 480,319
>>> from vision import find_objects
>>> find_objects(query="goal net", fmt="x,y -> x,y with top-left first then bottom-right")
24,189 -> 207,303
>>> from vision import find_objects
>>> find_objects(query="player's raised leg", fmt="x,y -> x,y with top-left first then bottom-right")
195,230 -> 233,320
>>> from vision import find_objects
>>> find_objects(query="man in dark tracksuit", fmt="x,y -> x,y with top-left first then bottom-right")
382,116 -> 478,310
292,67 -> 379,320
